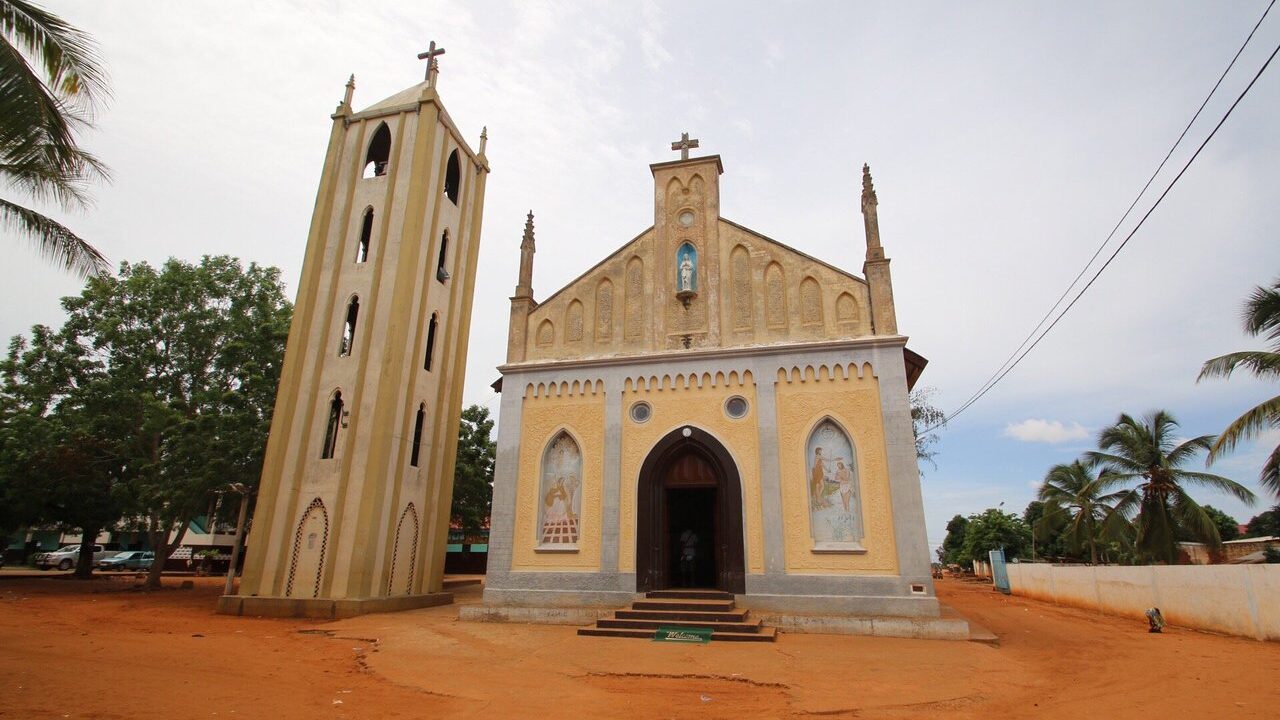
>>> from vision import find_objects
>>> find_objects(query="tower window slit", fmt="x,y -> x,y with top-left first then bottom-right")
424,314 -> 438,371
410,404 -> 425,467
356,209 -> 373,263
340,297 -> 359,356
321,392 -> 343,459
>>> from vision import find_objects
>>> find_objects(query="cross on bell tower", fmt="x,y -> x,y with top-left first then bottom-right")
417,41 -> 446,86
670,131 -> 699,160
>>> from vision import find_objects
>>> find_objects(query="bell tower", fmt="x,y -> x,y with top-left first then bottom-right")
222,46 -> 490,617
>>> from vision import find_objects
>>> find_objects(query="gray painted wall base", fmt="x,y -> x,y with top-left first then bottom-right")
755,611 -> 970,640
459,605 -> 614,625
217,592 -> 453,619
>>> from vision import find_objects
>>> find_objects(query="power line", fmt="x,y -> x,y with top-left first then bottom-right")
946,0 -> 1277,428
928,34 -> 1280,434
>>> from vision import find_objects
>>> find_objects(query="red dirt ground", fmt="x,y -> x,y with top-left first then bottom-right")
0,574 -> 1276,719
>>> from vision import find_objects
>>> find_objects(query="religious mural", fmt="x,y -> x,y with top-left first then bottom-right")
806,420 -> 863,545
538,432 -> 582,546
676,242 -> 698,293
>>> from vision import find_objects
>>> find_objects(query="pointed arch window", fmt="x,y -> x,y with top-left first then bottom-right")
409,403 -> 426,467
436,230 -> 450,282
423,313 -> 438,371
356,208 -> 373,263
363,122 -> 391,178
340,297 -> 359,356
321,391 -> 344,459
805,418 -> 864,550
444,149 -> 460,204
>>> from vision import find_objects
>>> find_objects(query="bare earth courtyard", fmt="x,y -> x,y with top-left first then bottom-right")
1,575 -> 1277,719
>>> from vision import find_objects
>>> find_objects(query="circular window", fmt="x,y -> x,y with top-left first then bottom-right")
629,402 -> 652,423
677,210 -> 695,228
724,396 -> 749,419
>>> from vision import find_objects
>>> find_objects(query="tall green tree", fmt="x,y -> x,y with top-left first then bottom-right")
0,257 -> 290,587
1023,500 -> 1067,560
939,514 -> 968,565
1088,411 -> 1255,564
1037,459 -> 1129,564
1243,506 -> 1280,538
451,404 -> 495,537
958,508 -> 1031,566
1199,505 -> 1241,542
1199,277 -> 1280,499
1,0 -> 111,276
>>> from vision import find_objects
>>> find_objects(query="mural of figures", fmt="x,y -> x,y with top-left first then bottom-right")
539,432 -> 582,546
806,420 -> 863,545
676,243 -> 697,293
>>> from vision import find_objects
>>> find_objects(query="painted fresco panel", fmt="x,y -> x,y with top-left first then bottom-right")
806,420 -> 864,547
538,433 -> 582,546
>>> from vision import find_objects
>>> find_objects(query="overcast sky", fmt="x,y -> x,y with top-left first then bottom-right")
9,1 -> 1280,555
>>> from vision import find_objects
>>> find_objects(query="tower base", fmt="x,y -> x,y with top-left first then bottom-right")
217,592 -> 452,619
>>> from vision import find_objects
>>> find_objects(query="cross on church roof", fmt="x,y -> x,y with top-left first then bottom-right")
417,41 -> 446,83
670,132 -> 699,160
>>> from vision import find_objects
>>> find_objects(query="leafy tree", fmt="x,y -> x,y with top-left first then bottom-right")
1199,277 -> 1280,499
0,257 -> 290,587
939,514 -> 968,565
958,508 -> 1031,566
1243,506 -> 1280,538
451,404 -> 495,537
1037,459 -> 1129,564
1088,411 -> 1255,564
1200,505 -> 1240,542
1023,500 -> 1067,560
1,0 -> 111,276
910,386 -> 945,474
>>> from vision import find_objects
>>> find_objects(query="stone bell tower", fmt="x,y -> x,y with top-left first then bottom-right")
221,45 -> 490,617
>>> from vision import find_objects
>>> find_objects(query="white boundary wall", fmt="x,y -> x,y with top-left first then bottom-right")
1006,563 -> 1280,641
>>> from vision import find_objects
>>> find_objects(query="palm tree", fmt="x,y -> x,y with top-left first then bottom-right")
1,0 -> 110,276
1087,410 -> 1255,564
1199,278 -> 1280,499
1037,458 -> 1129,565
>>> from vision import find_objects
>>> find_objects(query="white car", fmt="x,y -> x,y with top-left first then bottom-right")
34,545 -> 115,571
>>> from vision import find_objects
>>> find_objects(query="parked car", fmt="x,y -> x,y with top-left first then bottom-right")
34,544 -> 114,571
98,551 -> 154,572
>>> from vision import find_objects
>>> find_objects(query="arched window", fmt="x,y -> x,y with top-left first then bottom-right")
363,122 -> 391,178
444,149 -> 460,204
340,297 -> 359,356
356,208 -> 373,263
537,432 -> 582,547
436,230 -> 450,282
409,403 -> 425,467
321,392 -> 344,459
805,418 -> 862,546
423,313 -> 438,371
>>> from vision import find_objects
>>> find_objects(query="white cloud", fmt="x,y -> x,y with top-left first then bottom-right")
1004,419 -> 1091,444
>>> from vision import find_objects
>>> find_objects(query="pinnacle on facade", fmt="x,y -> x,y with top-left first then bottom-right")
861,163 -> 877,212
521,210 -> 535,250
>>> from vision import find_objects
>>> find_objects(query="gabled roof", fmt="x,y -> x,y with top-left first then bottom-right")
357,81 -> 430,114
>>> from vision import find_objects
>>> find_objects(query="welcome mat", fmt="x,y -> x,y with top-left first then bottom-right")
653,626 -> 713,643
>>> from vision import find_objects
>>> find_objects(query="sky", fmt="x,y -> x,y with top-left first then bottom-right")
8,1 -> 1280,557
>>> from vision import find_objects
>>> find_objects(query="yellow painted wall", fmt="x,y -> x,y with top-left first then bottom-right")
775,363 -> 899,574
618,371 -> 765,574
509,383 -> 605,571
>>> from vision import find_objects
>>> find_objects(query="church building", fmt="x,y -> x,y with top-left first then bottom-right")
479,139 -> 940,625
221,47 -> 490,618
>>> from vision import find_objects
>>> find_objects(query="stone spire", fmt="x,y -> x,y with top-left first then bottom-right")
515,210 -> 535,298
336,74 -> 355,114
860,163 -> 897,335
861,163 -> 883,261
479,126 -> 488,155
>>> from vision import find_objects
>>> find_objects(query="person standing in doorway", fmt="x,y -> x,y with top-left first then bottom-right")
679,528 -> 698,587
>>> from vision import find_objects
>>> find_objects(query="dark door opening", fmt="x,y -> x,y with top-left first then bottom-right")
666,488 -> 717,588
636,426 -> 745,594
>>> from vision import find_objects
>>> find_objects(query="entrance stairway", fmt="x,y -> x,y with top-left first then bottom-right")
577,589 -> 777,642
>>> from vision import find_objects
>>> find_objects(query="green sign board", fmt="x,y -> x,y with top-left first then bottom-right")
653,626 -> 713,643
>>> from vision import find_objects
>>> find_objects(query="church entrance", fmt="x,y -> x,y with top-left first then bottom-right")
636,427 -> 745,594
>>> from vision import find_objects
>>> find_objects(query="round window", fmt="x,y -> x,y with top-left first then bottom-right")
629,401 -> 652,423
677,210 -> 695,228
725,396 -> 749,419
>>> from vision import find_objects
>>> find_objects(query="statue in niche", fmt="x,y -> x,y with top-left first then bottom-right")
806,420 -> 863,546
676,243 -> 698,303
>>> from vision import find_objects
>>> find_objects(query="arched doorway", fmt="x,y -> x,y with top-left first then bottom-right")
636,426 -> 745,594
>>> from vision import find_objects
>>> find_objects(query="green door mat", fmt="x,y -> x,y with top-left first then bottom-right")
653,626 -> 713,643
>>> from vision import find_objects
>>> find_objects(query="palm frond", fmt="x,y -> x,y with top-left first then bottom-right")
1173,470 -> 1257,505
1167,434 -> 1214,466
1170,487 -> 1221,546
1198,351 -> 1280,382
0,196 -> 106,276
1206,395 -> 1280,462
0,0 -> 109,110
1261,443 -> 1280,499
1242,280 -> 1280,345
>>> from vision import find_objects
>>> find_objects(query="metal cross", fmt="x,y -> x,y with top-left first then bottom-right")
670,132 -> 699,160
417,41 -> 446,81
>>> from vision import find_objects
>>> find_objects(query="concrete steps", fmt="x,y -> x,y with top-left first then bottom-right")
577,589 -> 776,642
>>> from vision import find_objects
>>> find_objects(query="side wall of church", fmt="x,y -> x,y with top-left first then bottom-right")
774,364 -> 899,574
